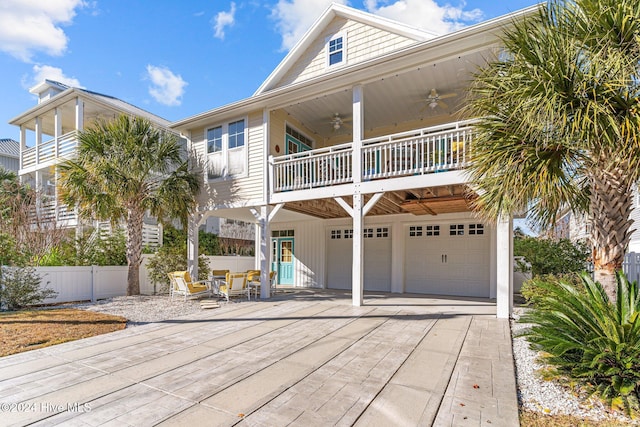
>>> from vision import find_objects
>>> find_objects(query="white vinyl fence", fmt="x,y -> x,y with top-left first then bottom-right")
25,255 -> 255,304
14,254 -> 640,306
622,252 -> 640,284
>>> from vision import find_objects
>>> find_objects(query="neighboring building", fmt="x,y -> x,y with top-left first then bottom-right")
173,3 -> 537,317
0,138 -> 19,173
559,189 -> 640,254
204,217 -> 255,241
8,80 -> 169,246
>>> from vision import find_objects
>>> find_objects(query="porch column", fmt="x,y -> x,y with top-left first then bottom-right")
251,204 -> 283,299
391,221 -> 404,293
19,126 -> 26,173
258,205 -> 271,299
34,116 -> 41,164
54,107 -> 61,156
352,84 -> 363,183
352,193 -> 364,306
352,84 -> 365,306
496,214 -> 513,318
75,97 -> 84,131
187,214 -> 201,280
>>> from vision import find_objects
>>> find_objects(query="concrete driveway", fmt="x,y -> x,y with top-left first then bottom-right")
0,290 -> 519,426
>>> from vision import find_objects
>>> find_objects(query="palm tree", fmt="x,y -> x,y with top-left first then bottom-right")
466,0 -> 640,302
58,115 -> 202,295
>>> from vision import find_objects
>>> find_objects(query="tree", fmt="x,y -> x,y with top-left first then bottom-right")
514,235 -> 589,276
58,115 -> 202,295
466,0 -> 640,302
0,170 -> 67,265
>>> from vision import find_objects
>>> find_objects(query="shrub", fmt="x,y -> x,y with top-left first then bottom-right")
146,245 -> 209,294
89,230 -> 127,266
0,266 -> 57,310
37,230 -> 127,267
514,236 -> 589,276
520,273 -> 584,308
0,232 -> 27,266
520,272 -> 640,415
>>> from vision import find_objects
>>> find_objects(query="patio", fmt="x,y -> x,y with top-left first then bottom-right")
0,290 -> 519,426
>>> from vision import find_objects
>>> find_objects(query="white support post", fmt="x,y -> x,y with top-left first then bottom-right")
187,214 -> 200,280
34,117 -> 41,164
251,205 -> 278,299
259,205 -> 271,299
391,221 -> 403,293
352,85 -> 364,183
496,214 -> 513,319
75,97 -> 84,131
54,107 -> 61,157
352,193 -> 364,306
19,126 -> 26,171
348,85 -> 366,307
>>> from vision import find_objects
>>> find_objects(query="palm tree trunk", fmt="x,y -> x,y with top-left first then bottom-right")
126,207 -> 144,296
589,167 -> 634,303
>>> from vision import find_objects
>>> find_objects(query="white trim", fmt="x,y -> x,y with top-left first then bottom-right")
284,121 -> 315,150
326,31 -> 347,69
205,115 -> 249,181
254,3 -> 435,96
496,214 -> 513,319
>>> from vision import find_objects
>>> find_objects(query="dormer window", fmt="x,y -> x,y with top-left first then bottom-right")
327,33 -> 346,67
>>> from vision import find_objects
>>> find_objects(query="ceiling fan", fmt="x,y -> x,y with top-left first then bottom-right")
329,112 -> 351,131
422,88 -> 457,111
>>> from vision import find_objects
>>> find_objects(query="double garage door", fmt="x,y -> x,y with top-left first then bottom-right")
327,222 -> 491,297
404,223 -> 490,297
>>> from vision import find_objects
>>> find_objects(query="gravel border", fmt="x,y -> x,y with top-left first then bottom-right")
511,307 -> 639,424
58,295 -> 206,326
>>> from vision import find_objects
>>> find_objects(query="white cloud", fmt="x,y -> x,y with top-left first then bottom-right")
365,0 -> 483,34
212,2 -> 237,40
146,65 -> 187,107
270,0 -> 483,51
28,64 -> 83,88
271,0 -> 347,51
0,0 -> 86,62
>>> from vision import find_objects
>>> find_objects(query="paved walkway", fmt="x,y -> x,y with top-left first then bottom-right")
0,290 -> 519,426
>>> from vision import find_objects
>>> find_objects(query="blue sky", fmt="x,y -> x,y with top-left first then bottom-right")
0,0 -> 538,141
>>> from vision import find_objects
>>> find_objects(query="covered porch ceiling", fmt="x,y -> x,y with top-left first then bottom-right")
16,98 -> 119,138
283,184 -> 477,219
279,48 -> 492,139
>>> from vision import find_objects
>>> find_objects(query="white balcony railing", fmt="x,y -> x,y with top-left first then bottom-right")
21,131 -> 78,169
31,199 -> 78,225
270,120 -> 475,193
271,143 -> 353,192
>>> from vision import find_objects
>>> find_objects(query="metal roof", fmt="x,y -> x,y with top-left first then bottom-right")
10,81 -> 171,129
0,139 -> 19,158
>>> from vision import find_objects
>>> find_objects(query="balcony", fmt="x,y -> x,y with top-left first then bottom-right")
269,120 -> 475,195
21,131 -> 78,170
34,200 -> 78,227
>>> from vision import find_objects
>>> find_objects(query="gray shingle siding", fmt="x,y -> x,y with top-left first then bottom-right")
0,139 -> 19,172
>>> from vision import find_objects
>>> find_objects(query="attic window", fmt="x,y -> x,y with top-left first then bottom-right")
327,33 -> 345,67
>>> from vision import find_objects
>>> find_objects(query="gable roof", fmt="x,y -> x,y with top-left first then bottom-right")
172,4 -> 540,131
0,139 -> 19,158
254,3 -> 437,95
